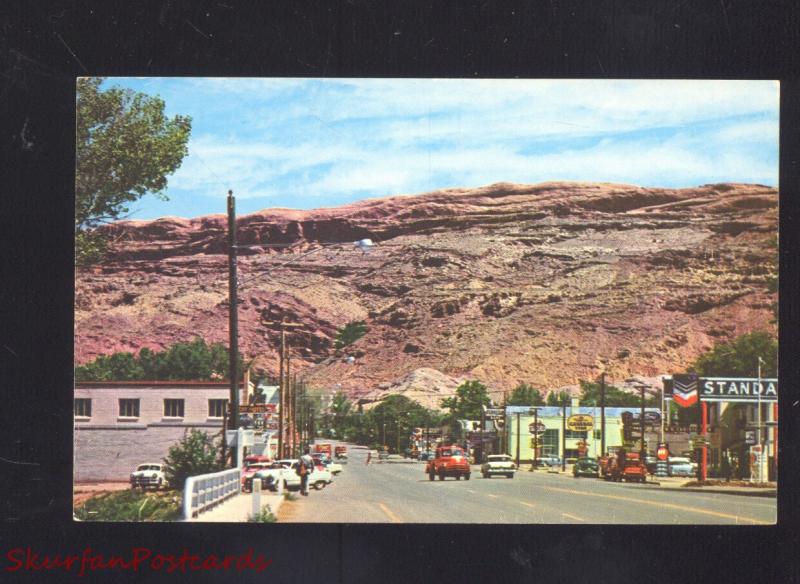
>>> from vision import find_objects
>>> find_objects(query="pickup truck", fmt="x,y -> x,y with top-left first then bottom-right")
425,445 -> 471,481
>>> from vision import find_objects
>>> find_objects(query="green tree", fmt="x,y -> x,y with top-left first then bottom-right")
692,331 -> 777,377
74,338 -> 242,381
578,381 -> 657,407
76,77 -> 192,265
162,429 -> 222,491
546,390 -> 571,406
441,380 -> 491,420
334,321 -> 368,349
507,383 -> 545,406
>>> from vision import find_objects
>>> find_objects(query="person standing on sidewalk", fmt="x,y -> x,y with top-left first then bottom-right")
299,447 -> 314,496
366,451 -> 372,465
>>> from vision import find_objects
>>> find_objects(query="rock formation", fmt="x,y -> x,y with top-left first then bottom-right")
75,181 -> 778,404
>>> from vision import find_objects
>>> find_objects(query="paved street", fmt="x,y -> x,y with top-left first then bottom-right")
278,445 -> 776,524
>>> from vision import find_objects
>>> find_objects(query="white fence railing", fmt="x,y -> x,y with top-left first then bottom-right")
182,467 -> 242,520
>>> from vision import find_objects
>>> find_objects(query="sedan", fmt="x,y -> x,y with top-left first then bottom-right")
572,457 -> 599,478
481,455 -> 516,478
668,457 -> 696,477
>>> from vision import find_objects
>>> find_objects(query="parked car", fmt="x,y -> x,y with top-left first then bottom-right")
247,459 -> 332,492
425,445 -> 471,481
572,457 -> 599,478
631,411 -> 662,426
668,457 -> 696,477
417,451 -> 434,462
536,455 -> 562,468
312,453 -> 343,474
130,463 -> 168,490
241,462 -> 274,489
377,451 -> 389,461
481,454 -> 516,479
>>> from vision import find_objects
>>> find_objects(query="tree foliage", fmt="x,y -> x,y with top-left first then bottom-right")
334,321 -> 368,349
577,381 -> 657,407
506,383 -> 545,406
441,380 -> 491,420
74,338 -> 242,381
546,390 -> 571,406
76,77 -> 191,263
162,429 -> 223,491
691,331 -> 777,377
74,489 -> 180,522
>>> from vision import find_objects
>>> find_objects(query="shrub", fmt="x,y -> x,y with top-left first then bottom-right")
74,490 -> 180,522
334,321 -> 368,349
249,504 -> 277,523
163,429 -> 223,491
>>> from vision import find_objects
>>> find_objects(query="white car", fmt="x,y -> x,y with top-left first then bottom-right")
250,459 -> 332,491
130,463 -> 168,490
480,455 -> 517,479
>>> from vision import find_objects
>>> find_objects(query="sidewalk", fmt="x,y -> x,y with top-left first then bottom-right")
190,491 -> 284,522
544,466 -> 777,498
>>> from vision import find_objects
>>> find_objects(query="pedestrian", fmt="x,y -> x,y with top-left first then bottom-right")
366,451 -> 372,465
298,447 -> 314,496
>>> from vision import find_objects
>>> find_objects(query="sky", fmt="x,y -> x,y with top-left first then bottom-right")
100,78 -> 779,220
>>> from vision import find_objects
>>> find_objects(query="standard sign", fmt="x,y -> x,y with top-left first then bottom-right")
699,378 -> 778,402
567,414 -> 594,432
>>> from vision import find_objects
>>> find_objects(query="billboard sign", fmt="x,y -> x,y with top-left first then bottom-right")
699,378 -> 778,403
567,414 -> 594,432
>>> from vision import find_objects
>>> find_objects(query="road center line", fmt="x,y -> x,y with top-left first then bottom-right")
378,502 -> 402,523
540,485 -> 771,525
487,494 -> 498,499
520,502 -> 536,508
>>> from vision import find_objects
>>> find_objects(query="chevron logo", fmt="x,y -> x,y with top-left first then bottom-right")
672,374 -> 698,408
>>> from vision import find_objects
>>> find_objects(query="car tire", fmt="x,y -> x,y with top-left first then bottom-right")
506,474 -> 512,479
482,472 -> 488,479
456,474 -> 461,480
465,473 -> 470,481
438,470 -> 445,481
428,471 -> 435,481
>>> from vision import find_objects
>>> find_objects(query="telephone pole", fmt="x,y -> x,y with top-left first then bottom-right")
227,190 -> 240,465
600,372 -> 606,457
261,315 -> 304,459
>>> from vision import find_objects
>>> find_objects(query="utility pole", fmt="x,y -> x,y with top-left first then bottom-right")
479,405 -> 485,464
757,356 -> 763,483
600,372 -> 606,457
561,399 -> 567,472
226,190 -> 240,466
639,384 -> 646,461
515,412 -> 521,468
533,407 -> 539,468
260,316 -> 303,459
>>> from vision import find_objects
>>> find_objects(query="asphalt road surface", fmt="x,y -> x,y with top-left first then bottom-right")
278,444 -> 776,524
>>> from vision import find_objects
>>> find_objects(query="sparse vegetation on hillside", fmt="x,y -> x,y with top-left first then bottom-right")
334,321 -> 368,349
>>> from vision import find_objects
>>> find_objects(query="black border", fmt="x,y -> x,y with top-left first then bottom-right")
2,2 -> 799,582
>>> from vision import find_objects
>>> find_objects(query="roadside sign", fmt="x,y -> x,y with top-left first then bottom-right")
567,414 -> 594,432
237,404 -> 277,414
745,430 -> 756,445
485,408 -> 504,418
528,421 -> 546,435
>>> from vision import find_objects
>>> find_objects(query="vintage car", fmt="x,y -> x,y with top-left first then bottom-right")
130,463 -> 168,490
247,459 -> 332,492
241,462 -> 274,489
668,457 -> 697,477
425,445 -> 471,481
572,457 -> 600,478
480,454 -> 516,478
312,453 -> 343,474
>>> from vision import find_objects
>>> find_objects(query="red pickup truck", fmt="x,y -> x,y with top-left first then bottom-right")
425,445 -> 471,481
601,450 -> 647,483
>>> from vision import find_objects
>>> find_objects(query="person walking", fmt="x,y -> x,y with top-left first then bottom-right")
366,451 -> 372,465
299,447 -> 314,496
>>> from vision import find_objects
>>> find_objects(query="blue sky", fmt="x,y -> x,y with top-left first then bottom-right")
101,78 -> 779,220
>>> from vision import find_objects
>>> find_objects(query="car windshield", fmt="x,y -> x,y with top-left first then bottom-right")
441,449 -> 463,457
579,458 -> 597,464
137,465 -> 160,471
488,456 -> 510,462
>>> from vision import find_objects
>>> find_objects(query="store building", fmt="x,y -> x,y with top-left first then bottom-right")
74,379 -> 253,482
504,405 -> 662,464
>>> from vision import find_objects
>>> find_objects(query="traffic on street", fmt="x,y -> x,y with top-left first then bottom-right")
277,442 -> 775,525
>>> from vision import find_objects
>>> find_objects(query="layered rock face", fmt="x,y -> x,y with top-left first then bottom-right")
75,182 -> 778,403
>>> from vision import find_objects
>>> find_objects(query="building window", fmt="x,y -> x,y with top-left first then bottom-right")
74,398 -> 92,418
209,399 -> 228,418
164,399 -> 185,418
119,399 -> 140,418
541,429 -> 559,456
565,430 -> 588,440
